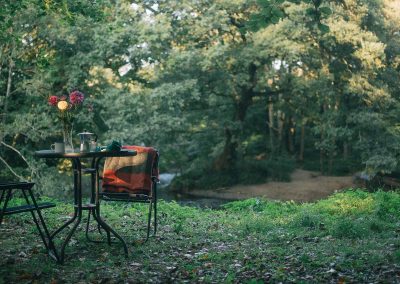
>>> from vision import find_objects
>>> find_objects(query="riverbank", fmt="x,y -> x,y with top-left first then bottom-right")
185,170 -> 356,202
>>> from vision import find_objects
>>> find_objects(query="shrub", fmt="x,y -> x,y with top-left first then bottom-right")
168,155 -> 296,191
330,217 -> 367,239
263,156 -> 296,181
222,198 -> 267,213
236,159 -> 269,185
293,209 -> 324,229
374,191 -> 400,220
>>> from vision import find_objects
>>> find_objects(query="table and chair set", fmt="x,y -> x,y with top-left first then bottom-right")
0,144 -> 159,264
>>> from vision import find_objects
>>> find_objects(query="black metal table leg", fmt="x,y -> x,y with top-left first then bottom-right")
84,156 -> 129,256
35,150 -> 136,263
52,156 -> 128,263
49,158 -> 83,264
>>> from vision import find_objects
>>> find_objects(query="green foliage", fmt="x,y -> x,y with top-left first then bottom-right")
294,208 -> 324,229
248,0 -> 332,33
1,0 -> 400,193
264,156 -> 296,181
374,190 -> 400,220
169,155 -> 295,191
330,217 -> 368,239
222,198 -> 268,212
1,190 -> 400,282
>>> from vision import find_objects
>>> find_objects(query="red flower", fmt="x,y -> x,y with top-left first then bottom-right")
69,91 -> 85,105
48,96 -> 58,106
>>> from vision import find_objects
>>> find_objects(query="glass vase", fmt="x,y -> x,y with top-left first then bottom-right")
62,122 -> 74,153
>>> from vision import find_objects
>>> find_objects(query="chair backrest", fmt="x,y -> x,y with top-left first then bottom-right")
102,145 -> 159,196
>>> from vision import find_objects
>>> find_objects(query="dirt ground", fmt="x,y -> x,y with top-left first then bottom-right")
188,169 -> 357,202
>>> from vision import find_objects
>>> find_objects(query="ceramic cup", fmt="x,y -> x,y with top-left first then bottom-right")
51,142 -> 65,153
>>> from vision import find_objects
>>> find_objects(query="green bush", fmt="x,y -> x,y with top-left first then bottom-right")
367,219 -> 386,233
293,209 -> 324,229
222,198 -> 267,212
236,159 -> 269,185
264,156 -> 296,181
374,191 -> 400,220
302,156 -> 361,175
330,217 -> 367,239
168,153 -> 296,191
329,158 -> 362,176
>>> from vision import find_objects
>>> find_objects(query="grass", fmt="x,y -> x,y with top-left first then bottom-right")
0,189 -> 399,283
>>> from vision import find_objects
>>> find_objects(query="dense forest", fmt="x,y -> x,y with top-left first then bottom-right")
1,0 -> 400,193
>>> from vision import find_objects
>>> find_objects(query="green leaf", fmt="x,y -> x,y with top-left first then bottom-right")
319,7 -> 332,16
257,0 -> 271,8
271,7 -> 285,19
318,23 -> 330,33
271,15 -> 280,24
314,0 -> 322,8
306,8 -> 316,17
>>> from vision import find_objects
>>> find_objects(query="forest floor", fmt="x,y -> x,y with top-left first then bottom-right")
188,170 -> 356,202
1,190 -> 400,283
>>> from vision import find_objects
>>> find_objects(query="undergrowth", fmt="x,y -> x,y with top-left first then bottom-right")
0,189 -> 399,283
170,156 -> 296,191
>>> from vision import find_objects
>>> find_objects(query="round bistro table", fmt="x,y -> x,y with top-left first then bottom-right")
35,149 -> 137,264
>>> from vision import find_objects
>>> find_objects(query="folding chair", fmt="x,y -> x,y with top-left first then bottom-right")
88,146 -> 159,242
0,182 -> 57,255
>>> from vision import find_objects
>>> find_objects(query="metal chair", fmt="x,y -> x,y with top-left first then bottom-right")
86,146 -> 159,242
0,182 -> 57,257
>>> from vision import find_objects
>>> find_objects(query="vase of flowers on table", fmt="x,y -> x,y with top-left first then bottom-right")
48,90 -> 85,153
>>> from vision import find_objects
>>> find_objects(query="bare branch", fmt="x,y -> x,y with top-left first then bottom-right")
0,155 -> 26,181
0,141 -> 34,174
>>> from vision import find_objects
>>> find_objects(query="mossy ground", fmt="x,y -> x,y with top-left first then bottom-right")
0,189 -> 399,283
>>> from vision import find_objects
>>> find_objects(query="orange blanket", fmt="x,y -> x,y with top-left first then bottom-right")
102,146 -> 158,194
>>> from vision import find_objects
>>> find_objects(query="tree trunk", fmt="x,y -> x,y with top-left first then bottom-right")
2,54 -> 14,137
320,126 -> 325,174
214,63 -> 257,172
277,110 -> 284,151
343,142 -> 348,159
320,148 -> 324,174
299,122 -> 305,162
212,127 -> 238,171
328,150 -> 333,175
287,116 -> 295,154
268,97 -> 274,154
0,47 -> 4,76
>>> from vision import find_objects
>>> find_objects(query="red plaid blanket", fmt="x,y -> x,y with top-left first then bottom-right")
102,146 -> 159,194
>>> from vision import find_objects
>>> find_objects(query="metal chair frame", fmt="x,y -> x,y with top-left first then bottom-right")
85,149 -> 159,243
0,182 -> 58,260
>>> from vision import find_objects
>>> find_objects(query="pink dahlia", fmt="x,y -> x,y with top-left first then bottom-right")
48,95 -> 58,106
69,91 -> 85,105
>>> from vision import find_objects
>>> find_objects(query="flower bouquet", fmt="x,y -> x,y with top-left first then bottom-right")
48,90 -> 85,152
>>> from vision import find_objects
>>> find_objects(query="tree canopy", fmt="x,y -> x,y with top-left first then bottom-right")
1,0 -> 399,192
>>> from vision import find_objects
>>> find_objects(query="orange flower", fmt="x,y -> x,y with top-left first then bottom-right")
57,100 -> 69,111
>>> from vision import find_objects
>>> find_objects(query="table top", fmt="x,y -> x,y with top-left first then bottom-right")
35,149 -> 137,159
